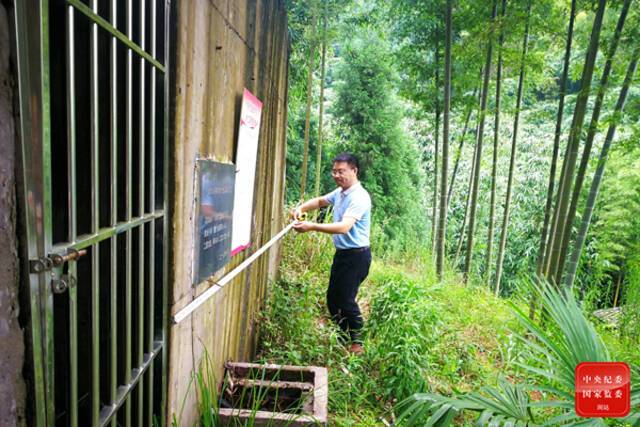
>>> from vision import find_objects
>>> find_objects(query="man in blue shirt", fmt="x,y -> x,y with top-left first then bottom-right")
292,153 -> 372,355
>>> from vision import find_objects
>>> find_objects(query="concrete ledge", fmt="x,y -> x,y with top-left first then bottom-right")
219,362 -> 328,426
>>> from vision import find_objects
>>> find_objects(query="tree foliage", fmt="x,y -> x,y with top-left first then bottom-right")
285,0 -> 640,309
282,0 -> 640,422
332,30 -> 427,246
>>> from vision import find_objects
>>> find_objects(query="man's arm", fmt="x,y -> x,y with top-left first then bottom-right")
292,196 -> 330,219
293,216 -> 356,234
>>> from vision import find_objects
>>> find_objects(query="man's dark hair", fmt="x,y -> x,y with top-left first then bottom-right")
333,153 -> 359,171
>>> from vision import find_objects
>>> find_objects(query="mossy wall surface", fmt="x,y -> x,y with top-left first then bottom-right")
168,0 -> 289,423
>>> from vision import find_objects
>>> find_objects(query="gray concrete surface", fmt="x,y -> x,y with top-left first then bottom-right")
0,2 -> 27,426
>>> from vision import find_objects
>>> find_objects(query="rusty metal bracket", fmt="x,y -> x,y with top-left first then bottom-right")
49,248 -> 87,267
29,257 -> 53,274
29,248 -> 87,274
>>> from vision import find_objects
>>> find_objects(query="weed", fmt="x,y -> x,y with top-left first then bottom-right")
396,277 -> 640,426
258,232 -> 524,425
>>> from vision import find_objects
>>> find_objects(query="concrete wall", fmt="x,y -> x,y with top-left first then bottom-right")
167,0 -> 289,423
0,2 -> 27,426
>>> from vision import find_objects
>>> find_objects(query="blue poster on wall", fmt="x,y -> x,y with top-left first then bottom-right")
193,160 -> 235,284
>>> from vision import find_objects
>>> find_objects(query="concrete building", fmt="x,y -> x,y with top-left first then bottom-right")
0,0 -> 289,425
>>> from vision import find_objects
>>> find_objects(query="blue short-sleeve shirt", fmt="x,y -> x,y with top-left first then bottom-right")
323,182 -> 371,249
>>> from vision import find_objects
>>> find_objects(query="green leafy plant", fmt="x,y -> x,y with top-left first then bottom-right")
395,277 -> 640,426
395,378 -> 533,426
259,231 -> 524,424
218,366 -> 314,427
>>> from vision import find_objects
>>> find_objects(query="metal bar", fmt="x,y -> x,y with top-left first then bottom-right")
42,95 -> 56,427
39,0 -> 56,423
139,4 -> 146,217
147,0 -> 158,423
68,262 -> 79,427
50,212 -> 164,253
109,1 -> 118,426
98,342 -> 163,427
66,0 -> 165,72
125,0 -> 133,423
137,1 -> 146,424
65,4 -> 79,426
66,9 -> 77,242
161,1 -> 172,422
90,0 -> 101,423
173,223 -> 296,324
13,2 -> 49,424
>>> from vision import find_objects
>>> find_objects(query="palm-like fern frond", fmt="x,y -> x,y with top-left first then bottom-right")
394,393 -> 465,426
510,277 -> 609,388
394,277 -> 639,426
395,378 -> 534,426
508,277 -> 610,424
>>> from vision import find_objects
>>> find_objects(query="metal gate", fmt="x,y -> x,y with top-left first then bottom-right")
14,0 -> 170,425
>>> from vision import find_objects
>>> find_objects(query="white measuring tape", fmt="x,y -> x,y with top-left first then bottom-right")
172,222 -> 296,324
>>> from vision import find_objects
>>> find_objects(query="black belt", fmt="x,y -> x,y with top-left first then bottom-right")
336,246 -> 370,254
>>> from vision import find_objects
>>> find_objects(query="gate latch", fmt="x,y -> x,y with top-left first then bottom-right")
29,249 -> 87,274
49,248 -> 87,267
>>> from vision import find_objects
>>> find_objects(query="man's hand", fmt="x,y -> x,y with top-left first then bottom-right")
290,197 -> 329,222
292,221 -> 315,233
290,206 -> 305,221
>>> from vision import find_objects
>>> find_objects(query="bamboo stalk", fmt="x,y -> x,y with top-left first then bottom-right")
464,0 -> 499,281
300,9 -> 318,200
538,0 -> 577,279
485,0 -> 507,285
555,0 -> 631,285
547,0 -> 607,284
431,37 -> 441,258
447,86 -> 479,208
564,45 -> 639,290
314,5 -> 328,198
495,0 -> 531,296
437,0 -> 453,279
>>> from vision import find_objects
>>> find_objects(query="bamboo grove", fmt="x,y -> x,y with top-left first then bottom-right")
286,0 -> 640,313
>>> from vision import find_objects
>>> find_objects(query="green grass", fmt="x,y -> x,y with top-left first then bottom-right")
256,232 -> 525,425
177,228 -> 638,425
395,276 -> 640,426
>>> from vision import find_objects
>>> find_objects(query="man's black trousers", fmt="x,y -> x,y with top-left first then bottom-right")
327,247 -> 371,343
